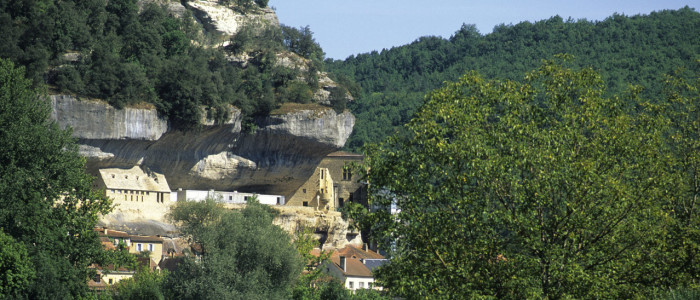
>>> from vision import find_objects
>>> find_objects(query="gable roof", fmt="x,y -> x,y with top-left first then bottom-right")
130,235 -> 164,243
94,227 -> 130,238
335,245 -> 385,260
330,255 -> 373,278
324,245 -> 387,278
98,166 -> 170,192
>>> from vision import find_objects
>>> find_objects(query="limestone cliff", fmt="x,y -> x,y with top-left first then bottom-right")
184,0 -> 279,36
51,95 -> 354,198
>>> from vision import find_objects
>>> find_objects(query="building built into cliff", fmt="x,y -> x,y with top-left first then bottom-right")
286,151 -> 367,210
175,189 -> 285,205
94,166 -> 173,222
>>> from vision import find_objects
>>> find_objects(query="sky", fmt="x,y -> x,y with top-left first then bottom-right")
268,0 -> 698,60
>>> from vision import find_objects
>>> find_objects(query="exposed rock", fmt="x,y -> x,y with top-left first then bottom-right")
50,96 -> 354,198
51,95 -> 168,141
223,204 -> 363,250
185,0 -> 279,36
138,0 -> 188,17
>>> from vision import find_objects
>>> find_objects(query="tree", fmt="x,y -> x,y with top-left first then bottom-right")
0,229 -> 34,297
363,56 -> 679,299
165,198 -> 303,299
0,58 -> 113,298
111,266 -> 168,300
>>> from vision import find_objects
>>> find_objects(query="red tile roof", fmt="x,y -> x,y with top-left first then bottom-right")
94,227 -> 129,238
331,255 -> 373,277
130,235 -> 163,243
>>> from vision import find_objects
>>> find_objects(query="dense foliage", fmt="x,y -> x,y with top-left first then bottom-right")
0,0 -> 334,130
359,57 -> 698,298
327,7 -> 700,151
0,58 -> 117,298
165,198 -> 303,299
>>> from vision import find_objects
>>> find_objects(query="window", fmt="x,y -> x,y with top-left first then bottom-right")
111,174 -> 115,178
348,281 -> 354,289
136,243 -> 142,252
303,201 -> 308,207
303,188 -> 306,193
148,244 -> 154,252
343,168 -> 352,180
359,282 -> 364,288
276,197 -> 281,205
109,279 -> 113,284
229,196 -> 233,200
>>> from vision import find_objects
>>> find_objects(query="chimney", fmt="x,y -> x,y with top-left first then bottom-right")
339,256 -> 346,272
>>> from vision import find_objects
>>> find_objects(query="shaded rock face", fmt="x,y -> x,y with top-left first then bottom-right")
50,95 -> 354,197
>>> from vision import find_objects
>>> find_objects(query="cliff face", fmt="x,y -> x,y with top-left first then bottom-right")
185,0 -> 279,36
51,95 -> 354,197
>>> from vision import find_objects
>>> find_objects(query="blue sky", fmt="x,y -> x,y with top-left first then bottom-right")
268,0 -> 698,60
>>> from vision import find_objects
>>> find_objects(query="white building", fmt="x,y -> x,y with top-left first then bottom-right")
174,189 -> 285,206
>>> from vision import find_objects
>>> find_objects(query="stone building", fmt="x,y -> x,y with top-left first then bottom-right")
94,166 -> 172,220
286,151 -> 366,209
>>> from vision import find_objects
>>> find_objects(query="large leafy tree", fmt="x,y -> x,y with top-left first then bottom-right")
0,58 -> 113,298
363,57 -> 684,299
165,198 -> 303,299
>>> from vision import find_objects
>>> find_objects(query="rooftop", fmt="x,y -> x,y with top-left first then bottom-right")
98,166 -> 170,192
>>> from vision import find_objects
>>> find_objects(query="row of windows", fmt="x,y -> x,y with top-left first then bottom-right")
110,189 -> 166,203
135,243 -> 155,252
347,281 -> 373,289
110,189 -> 150,195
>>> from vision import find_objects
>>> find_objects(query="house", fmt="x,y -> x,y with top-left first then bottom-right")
94,227 -> 164,265
321,245 -> 387,291
94,227 -> 131,248
286,151 -> 366,209
94,166 -> 172,219
129,235 -> 164,263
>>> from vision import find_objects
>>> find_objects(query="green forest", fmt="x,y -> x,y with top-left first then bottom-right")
0,0 -> 335,130
1,0 -> 699,298
327,7 -> 700,151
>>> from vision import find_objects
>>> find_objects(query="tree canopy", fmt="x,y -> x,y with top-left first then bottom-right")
327,7 -> 700,152
164,198 -> 303,299
0,58 -> 114,298
0,0 -> 342,130
361,57 -> 698,299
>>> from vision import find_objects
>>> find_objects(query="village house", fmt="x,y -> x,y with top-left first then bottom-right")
320,245 -> 387,292
129,235 -> 164,263
286,151 -> 366,209
90,227 -> 165,291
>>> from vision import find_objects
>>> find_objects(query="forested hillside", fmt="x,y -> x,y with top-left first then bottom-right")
0,0 -> 336,130
327,7 -> 700,151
